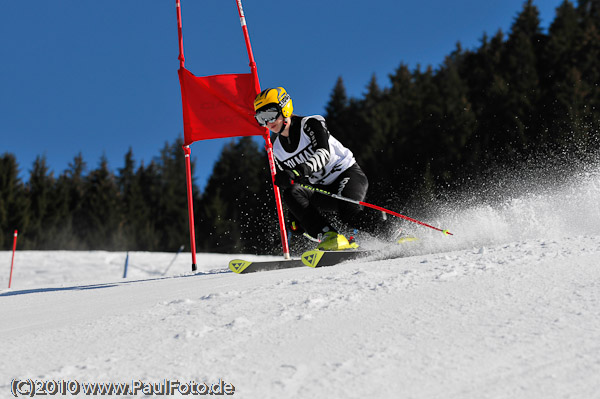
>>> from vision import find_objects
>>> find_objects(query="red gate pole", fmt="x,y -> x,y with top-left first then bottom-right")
183,145 -> 198,271
8,230 -> 17,288
235,0 -> 290,259
176,0 -> 185,69
177,0 -> 198,271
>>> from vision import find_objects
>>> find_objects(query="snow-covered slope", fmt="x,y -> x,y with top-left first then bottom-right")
1,166 -> 599,398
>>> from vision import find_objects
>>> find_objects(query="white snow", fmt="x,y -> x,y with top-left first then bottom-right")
1,166 -> 600,398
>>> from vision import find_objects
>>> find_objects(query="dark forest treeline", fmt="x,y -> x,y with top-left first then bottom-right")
0,137 -> 277,253
325,0 -> 600,207
2,0 -> 600,253
0,136 -> 278,253
1,140 -> 190,251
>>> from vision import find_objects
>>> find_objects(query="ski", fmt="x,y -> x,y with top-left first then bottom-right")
228,250 -> 371,274
230,238 -> 418,274
300,249 -> 374,268
300,237 -> 419,268
228,251 -> 369,274
229,258 -> 305,274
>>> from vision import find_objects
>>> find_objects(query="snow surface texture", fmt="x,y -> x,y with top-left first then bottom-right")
1,165 -> 600,398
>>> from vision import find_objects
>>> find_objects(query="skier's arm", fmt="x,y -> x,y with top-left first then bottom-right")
296,117 -> 331,177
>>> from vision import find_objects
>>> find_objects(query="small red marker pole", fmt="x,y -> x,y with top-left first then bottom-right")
8,230 -> 18,288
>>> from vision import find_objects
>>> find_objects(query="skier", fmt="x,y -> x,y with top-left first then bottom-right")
254,87 -> 387,250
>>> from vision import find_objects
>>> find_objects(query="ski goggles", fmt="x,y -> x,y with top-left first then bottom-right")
254,106 -> 280,126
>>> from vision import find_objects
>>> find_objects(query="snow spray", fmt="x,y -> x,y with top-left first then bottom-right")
418,159 -> 600,253
8,230 -> 17,288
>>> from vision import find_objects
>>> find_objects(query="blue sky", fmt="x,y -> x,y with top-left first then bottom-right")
1,0 -> 565,190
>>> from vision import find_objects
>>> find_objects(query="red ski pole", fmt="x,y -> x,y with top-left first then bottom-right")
300,184 -> 453,236
9,230 -> 18,288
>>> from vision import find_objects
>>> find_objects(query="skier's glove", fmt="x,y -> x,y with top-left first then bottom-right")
275,169 -> 300,188
275,164 -> 310,188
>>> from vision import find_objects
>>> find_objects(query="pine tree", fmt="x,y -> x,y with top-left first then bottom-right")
135,160 -> 162,250
79,155 -> 121,249
351,74 -> 385,166
459,30 -> 505,168
66,153 -> 88,249
116,148 -> 154,250
412,65 -> 443,163
25,156 -> 55,249
541,0 -> 588,153
576,0 -> 600,150
578,0 -> 600,26
51,169 -> 76,249
0,154 -> 29,249
154,138 -> 196,251
498,0 -> 544,158
325,77 -> 349,121
365,63 -> 414,188
434,47 -> 477,185
324,76 -> 351,143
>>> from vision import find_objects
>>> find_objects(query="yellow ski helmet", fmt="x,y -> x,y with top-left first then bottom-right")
254,87 -> 293,118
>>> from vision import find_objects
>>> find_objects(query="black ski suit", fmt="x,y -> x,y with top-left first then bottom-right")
273,115 -> 379,238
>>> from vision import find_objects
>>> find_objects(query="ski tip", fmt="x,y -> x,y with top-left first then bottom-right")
301,250 -> 325,268
442,229 -> 453,236
229,259 -> 252,274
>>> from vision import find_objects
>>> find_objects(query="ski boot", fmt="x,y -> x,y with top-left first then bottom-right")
317,231 -> 359,251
